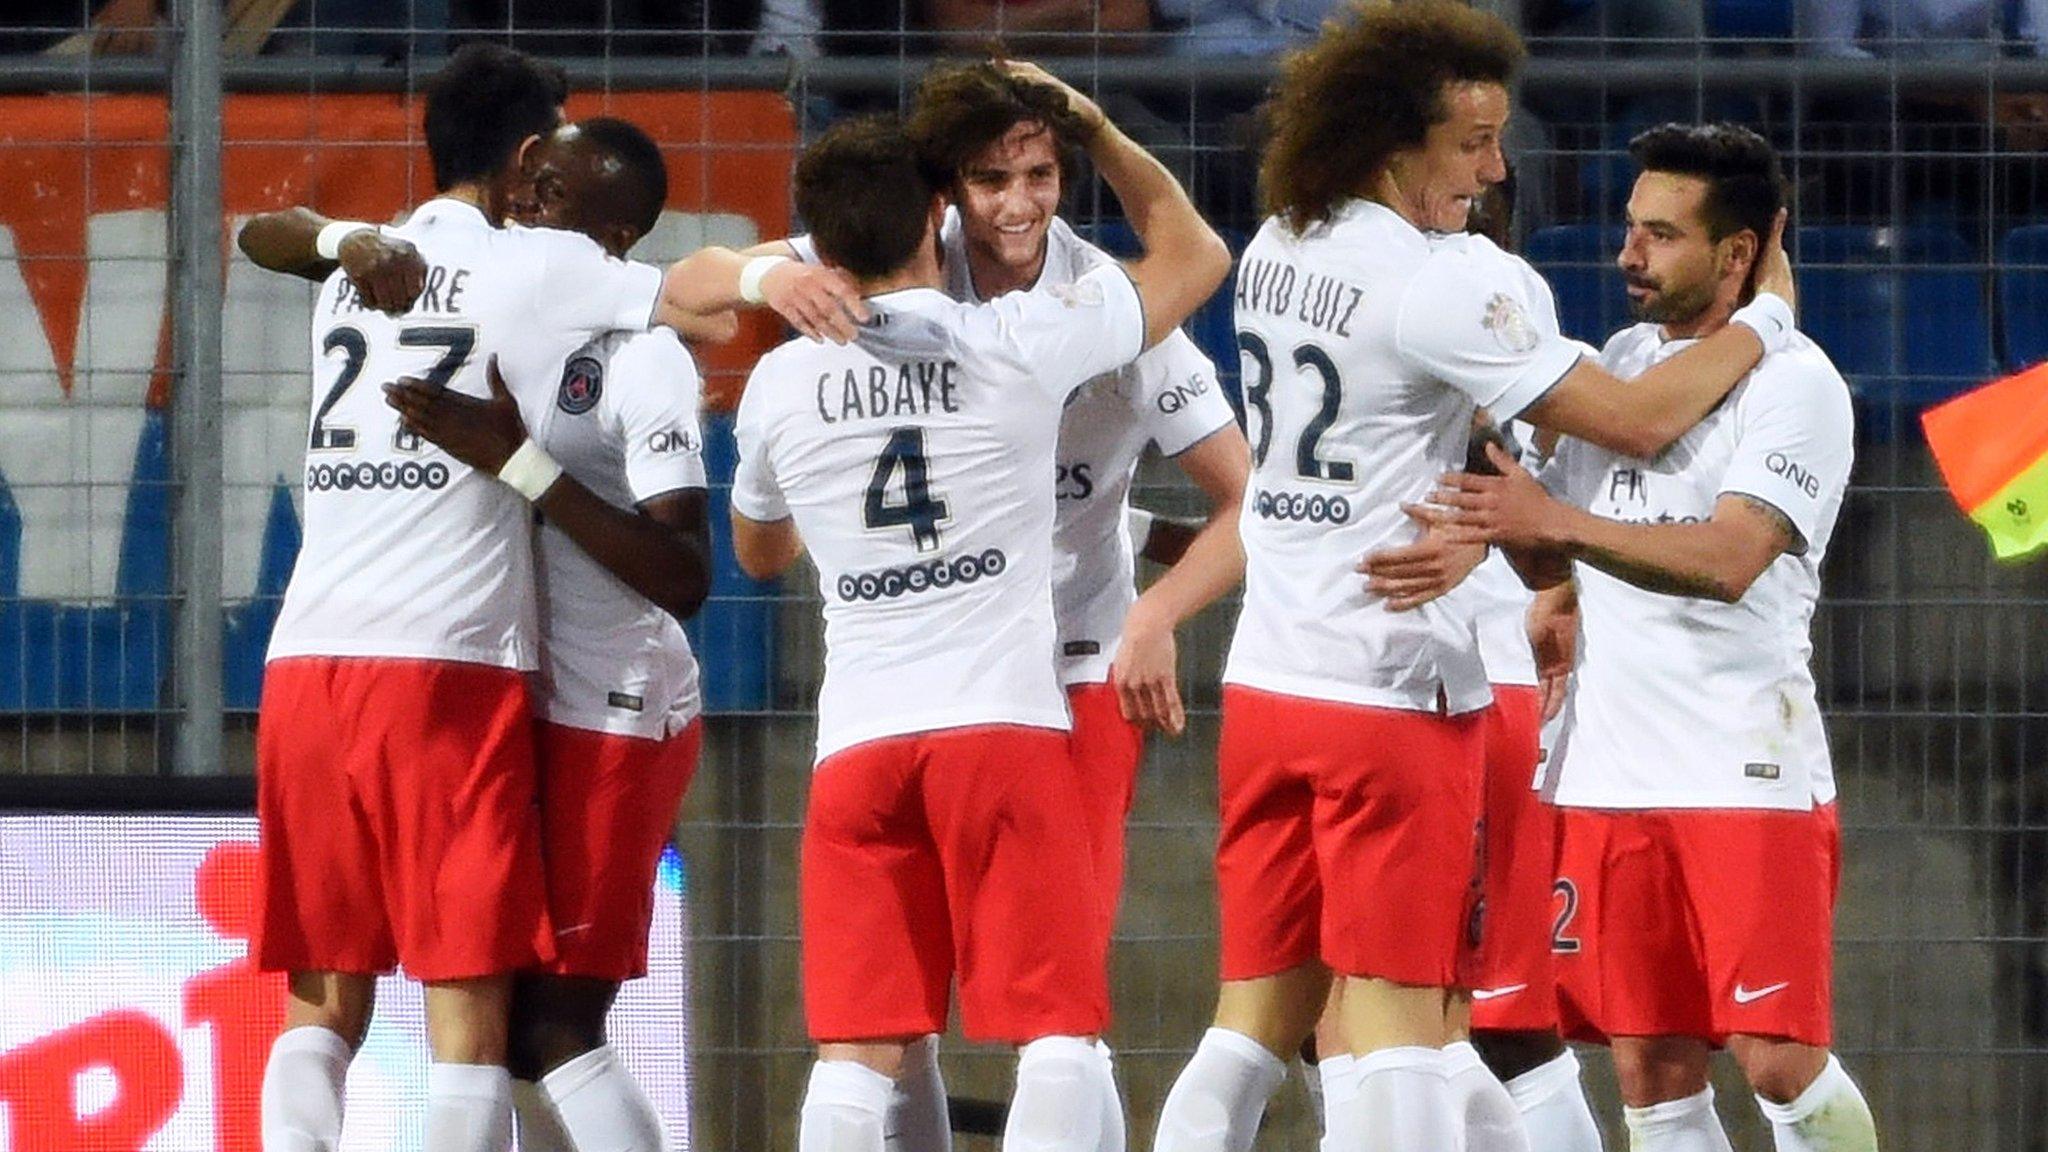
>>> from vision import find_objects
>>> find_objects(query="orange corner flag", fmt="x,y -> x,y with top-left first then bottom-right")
1921,364 -> 2048,560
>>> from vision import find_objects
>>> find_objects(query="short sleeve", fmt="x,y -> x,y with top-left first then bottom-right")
786,234 -> 821,265
729,371 -> 790,523
535,228 -> 663,336
1538,435 -> 1601,507
1717,360 -> 1854,555
1393,250 -> 1583,422
987,264 -> 1147,401
608,332 -> 709,501
1135,330 -> 1235,456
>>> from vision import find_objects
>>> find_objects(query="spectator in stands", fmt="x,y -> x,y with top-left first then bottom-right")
1801,0 -> 2047,58
921,0 -> 1149,55
1158,0 -> 1327,56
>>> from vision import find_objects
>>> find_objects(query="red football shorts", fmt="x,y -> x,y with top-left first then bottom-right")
801,725 -> 1108,1045
1552,803 -> 1841,1047
1471,685 -> 1562,1032
255,656 -> 551,982
1216,685 -> 1486,988
1066,681 -> 1146,939
536,719 -> 701,982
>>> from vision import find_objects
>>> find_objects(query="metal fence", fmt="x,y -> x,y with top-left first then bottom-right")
5,3 -> 2048,1148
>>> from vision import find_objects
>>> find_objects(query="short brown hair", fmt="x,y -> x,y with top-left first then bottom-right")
1259,0 -> 1524,233
906,61 -> 1092,195
793,115 -> 940,281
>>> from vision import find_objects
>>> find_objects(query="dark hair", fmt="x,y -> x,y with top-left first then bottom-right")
794,115 -> 939,281
1627,122 -> 1788,246
576,116 -> 670,238
423,43 -> 569,192
1260,0 -> 1524,233
906,61 -> 1091,194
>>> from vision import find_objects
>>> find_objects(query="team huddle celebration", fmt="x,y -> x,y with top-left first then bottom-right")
239,1 -> 1875,1150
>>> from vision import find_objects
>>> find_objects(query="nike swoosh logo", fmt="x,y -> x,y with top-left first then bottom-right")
1733,981 -> 1790,1004
1470,984 -> 1528,1001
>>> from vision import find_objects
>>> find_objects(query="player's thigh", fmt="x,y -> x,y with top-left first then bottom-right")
1473,684 -> 1562,1033
536,719 -> 701,982
1681,805 -> 1839,1048
351,659 -> 550,982
1066,681 -> 1146,920
1312,702 -> 1486,990
254,657 -> 396,976
1215,686 -> 1323,983
920,725 -> 1108,1044
801,736 -> 952,1043
1553,810 -> 1714,1045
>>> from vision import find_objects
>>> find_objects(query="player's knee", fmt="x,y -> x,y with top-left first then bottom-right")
285,971 -> 376,1049
1728,1037 -> 1827,1104
1469,1028 -> 1565,1083
507,975 -> 614,1080
1610,1037 -> 1710,1107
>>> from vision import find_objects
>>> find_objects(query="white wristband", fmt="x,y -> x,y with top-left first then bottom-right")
1730,292 -> 1795,354
1125,507 -> 1157,557
739,254 -> 791,305
315,220 -> 375,261
497,438 -> 564,502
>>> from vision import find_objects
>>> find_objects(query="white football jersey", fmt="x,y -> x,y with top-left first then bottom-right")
532,328 -> 708,739
1222,200 -> 1582,714
1544,322 -> 1854,811
270,198 -> 663,668
730,266 -> 1146,763
794,215 -> 1236,684
936,214 -> 1237,684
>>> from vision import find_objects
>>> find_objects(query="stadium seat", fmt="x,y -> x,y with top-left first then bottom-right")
1524,225 -> 1629,346
698,412 -> 775,712
1707,0 -> 1793,38
1997,225 -> 2048,370
1795,224 -> 1994,406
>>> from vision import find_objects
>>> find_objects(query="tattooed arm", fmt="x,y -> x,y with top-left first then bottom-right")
1434,443 -> 1800,604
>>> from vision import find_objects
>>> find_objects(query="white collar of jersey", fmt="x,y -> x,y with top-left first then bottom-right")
409,197 -> 492,229
853,287 -> 959,360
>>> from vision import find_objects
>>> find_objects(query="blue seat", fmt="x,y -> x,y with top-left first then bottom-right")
1998,225 -> 2048,370
1795,224 -> 1993,405
1707,0 -> 1793,38
1525,225 -> 1629,346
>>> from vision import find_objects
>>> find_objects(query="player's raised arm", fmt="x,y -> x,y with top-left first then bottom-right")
384,358 -> 713,621
237,208 -> 428,314
1520,210 -> 1796,459
1001,60 -> 1231,348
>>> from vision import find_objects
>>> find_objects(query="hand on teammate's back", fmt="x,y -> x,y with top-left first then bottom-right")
760,260 -> 868,344
1431,441 -> 1574,550
1358,506 -> 1488,611
337,230 -> 428,315
1110,605 -> 1187,736
383,355 -> 529,474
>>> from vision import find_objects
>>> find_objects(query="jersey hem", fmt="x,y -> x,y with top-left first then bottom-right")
265,640 -> 534,670
814,707 -> 1074,764
1221,666 -> 1492,716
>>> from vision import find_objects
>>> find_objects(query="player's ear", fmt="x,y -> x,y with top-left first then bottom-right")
1721,228 -> 1759,285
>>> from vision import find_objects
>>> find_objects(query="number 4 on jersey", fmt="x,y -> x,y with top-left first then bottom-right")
864,427 -> 950,552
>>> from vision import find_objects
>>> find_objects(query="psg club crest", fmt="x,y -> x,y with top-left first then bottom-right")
1482,292 -> 1539,354
558,355 -> 604,415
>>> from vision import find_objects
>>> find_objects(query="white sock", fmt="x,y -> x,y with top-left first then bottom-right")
512,1079 -> 575,1152
1346,1046 -> 1460,1152
261,1025 -> 352,1152
427,1063 -> 516,1152
543,1046 -> 666,1152
1503,1049 -> 1603,1152
802,1060 -> 894,1152
1624,1086 -> 1734,1152
1095,1040 -> 1127,1152
1444,1041 -> 1532,1152
1153,1028 -> 1289,1152
1006,1035 -> 1116,1152
1315,1054 -> 1362,1152
1753,1053 -> 1878,1152
886,1035 -> 950,1152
